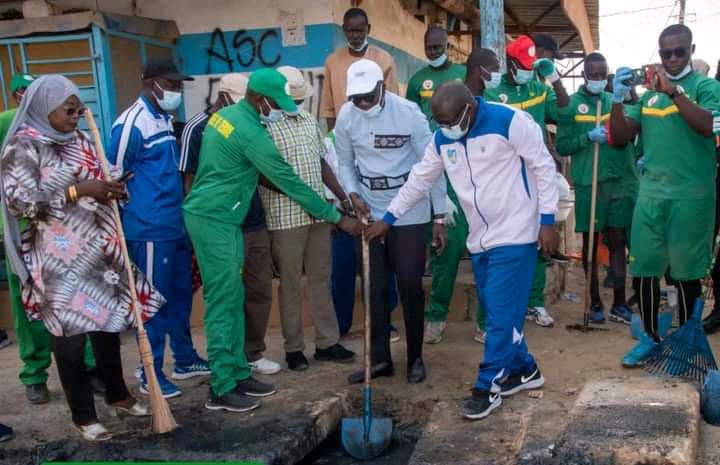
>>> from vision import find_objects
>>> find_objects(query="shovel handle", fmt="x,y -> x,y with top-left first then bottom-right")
361,218 -> 371,390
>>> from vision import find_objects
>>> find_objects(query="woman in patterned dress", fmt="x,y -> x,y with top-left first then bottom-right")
0,75 -> 164,441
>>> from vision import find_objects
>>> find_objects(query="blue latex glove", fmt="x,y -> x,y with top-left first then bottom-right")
587,127 -> 608,144
533,58 -> 555,78
713,110 -> 720,135
612,67 -> 633,103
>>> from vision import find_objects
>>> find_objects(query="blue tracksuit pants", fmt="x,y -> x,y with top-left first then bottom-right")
127,237 -> 199,378
472,242 -> 538,392
331,230 -> 398,336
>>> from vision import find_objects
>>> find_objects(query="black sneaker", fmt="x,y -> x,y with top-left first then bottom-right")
314,343 -> 355,363
286,351 -> 309,371
0,423 -> 13,442
0,329 -> 11,350
205,388 -> 260,413
26,383 -> 50,404
235,377 -> 277,398
499,367 -> 545,397
462,389 -> 502,420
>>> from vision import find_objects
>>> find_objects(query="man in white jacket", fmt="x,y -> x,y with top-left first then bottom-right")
367,81 -> 559,420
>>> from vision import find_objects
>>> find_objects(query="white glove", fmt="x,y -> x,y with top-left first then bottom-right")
713,111 -> 720,135
445,195 -> 458,227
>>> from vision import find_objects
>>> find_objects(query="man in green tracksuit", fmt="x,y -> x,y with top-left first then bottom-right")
484,34 -> 570,328
555,52 -> 637,326
610,24 -> 720,367
0,73 -> 98,404
184,68 -> 360,413
405,26 -> 478,345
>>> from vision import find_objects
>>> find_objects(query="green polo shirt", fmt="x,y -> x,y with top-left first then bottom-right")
0,108 -> 17,145
183,100 -> 341,226
406,63 -> 466,130
625,71 -> 720,200
555,88 -> 627,186
485,74 -> 559,137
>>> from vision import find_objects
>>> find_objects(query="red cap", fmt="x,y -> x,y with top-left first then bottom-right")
507,35 -> 537,70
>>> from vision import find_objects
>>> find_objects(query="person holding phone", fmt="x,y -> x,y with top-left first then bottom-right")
609,24 -> 720,367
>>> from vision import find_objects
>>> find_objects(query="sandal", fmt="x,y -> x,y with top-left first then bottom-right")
73,422 -> 113,442
109,399 -> 149,417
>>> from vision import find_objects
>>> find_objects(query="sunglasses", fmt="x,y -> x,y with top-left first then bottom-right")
659,47 -> 688,60
350,90 -> 378,106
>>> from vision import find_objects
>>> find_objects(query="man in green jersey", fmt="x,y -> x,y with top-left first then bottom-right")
555,52 -> 637,326
485,34 -> 570,328
406,26 -> 470,345
609,24 -> 720,367
184,68 -> 361,413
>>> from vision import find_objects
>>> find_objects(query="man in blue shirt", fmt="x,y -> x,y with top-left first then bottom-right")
108,57 -> 208,398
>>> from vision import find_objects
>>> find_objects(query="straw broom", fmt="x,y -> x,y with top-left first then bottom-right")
84,111 -> 177,434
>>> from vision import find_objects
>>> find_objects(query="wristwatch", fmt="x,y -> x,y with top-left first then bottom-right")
669,85 -> 685,100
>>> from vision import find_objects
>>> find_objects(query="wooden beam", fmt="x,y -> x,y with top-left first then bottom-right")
447,30 -> 477,36
503,3 -> 526,32
527,0 -> 561,30
505,25 -> 572,34
559,32 -> 578,49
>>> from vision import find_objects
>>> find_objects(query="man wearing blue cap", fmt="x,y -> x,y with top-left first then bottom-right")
184,68 -> 361,413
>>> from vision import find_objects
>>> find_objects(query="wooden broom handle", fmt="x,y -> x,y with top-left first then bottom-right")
84,112 -> 146,333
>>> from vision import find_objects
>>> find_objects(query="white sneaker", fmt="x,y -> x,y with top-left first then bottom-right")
249,357 -> 282,375
474,324 -> 486,344
424,320 -> 446,344
531,306 -> 554,327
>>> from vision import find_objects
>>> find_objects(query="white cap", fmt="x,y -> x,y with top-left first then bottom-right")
277,66 -> 313,100
346,59 -> 383,97
218,73 -> 248,103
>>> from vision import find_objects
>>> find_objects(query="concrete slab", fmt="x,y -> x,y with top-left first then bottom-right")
555,377 -> 700,465
408,395 -> 536,465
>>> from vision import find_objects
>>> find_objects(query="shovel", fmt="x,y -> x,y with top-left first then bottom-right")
341,221 -> 392,460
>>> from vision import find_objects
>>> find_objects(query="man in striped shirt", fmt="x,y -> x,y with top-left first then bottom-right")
108,57 -> 208,398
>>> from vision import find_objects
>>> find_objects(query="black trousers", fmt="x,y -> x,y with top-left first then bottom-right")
52,332 -> 130,425
362,223 -> 427,367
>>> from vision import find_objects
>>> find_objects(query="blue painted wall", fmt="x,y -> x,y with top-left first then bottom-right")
176,23 -> 427,84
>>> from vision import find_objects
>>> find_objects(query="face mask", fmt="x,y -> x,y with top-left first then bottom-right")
429,53 -> 448,68
512,68 -> 534,85
440,104 -> 470,140
260,98 -> 284,123
153,82 -> 182,111
348,39 -> 368,52
483,71 -> 502,90
585,79 -> 607,95
359,102 -> 382,118
666,63 -> 692,81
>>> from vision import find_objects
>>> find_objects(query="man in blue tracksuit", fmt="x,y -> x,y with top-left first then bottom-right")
108,57 -> 208,398
368,81 -> 559,419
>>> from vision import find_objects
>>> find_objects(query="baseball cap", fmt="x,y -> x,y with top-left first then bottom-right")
277,66 -> 313,100
507,35 -> 537,70
248,68 -> 297,113
10,73 -> 34,93
218,73 -> 248,102
141,57 -> 194,81
533,34 -> 563,60
346,59 -> 383,97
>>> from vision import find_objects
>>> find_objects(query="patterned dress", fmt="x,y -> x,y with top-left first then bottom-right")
1,125 -> 164,337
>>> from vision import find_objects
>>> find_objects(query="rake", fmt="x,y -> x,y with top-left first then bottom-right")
639,233 -> 720,384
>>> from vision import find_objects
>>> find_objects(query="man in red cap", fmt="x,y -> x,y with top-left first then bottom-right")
485,35 -> 570,330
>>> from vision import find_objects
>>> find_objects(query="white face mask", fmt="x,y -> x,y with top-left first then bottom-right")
153,82 -> 182,111
429,53 -> 448,68
260,98 -> 284,123
440,104 -> 470,140
348,39 -> 368,53
585,79 -> 608,95
482,68 -> 503,90
666,63 -> 692,81
512,68 -> 535,85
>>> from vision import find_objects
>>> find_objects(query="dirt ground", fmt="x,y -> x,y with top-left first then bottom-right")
1,261 -> 719,463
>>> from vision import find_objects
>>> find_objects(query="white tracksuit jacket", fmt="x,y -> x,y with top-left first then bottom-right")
383,97 -> 558,254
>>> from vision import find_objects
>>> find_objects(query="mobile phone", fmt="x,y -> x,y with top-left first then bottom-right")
117,170 -> 134,183
622,67 -> 646,87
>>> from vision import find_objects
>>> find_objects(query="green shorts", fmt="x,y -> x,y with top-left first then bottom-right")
575,178 -> 634,233
629,196 -> 714,280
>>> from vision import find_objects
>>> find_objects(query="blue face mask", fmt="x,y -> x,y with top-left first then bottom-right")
153,82 -> 182,111
429,53 -> 448,68
585,79 -> 608,95
512,68 -> 534,85
440,104 -> 470,140
483,70 -> 503,90
260,98 -> 284,123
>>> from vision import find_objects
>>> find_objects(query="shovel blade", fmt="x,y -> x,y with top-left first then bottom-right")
341,417 -> 392,461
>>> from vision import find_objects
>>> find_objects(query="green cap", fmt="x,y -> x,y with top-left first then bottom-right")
248,68 -> 297,113
10,73 -> 35,93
